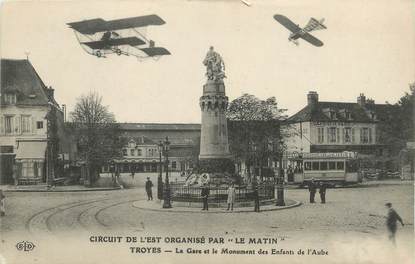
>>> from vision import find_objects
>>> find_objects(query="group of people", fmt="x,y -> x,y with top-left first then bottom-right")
307,179 -> 327,203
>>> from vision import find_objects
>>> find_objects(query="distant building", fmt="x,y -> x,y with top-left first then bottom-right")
0,59 -> 67,185
286,91 -> 390,155
104,123 -> 201,173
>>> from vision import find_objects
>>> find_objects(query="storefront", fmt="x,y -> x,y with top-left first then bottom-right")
14,140 -> 47,185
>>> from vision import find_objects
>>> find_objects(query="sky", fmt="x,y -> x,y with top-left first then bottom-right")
1,0 -> 414,123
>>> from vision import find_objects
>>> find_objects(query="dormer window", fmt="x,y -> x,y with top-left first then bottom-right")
4,93 -> 16,104
370,112 -> 376,120
128,140 -> 136,148
329,110 -> 336,120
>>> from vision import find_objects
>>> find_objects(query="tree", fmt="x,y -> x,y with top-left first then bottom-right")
377,84 -> 414,154
227,94 -> 288,181
69,92 -> 124,186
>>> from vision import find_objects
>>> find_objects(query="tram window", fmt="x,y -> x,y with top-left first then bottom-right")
336,161 -> 344,170
312,162 -> 319,170
320,162 -> 328,170
304,162 -> 311,171
329,162 -> 336,170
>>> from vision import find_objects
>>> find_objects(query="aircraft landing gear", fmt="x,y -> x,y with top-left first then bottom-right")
95,50 -> 102,57
116,49 -> 122,56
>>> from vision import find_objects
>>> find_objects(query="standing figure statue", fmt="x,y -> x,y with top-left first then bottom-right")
203,46 -> 226,81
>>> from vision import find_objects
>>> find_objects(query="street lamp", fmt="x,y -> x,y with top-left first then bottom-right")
276,138 -> 285,206
162,137 -> 172,208
157,141 -> 164,200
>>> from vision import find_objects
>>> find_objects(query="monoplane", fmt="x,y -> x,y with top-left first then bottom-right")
273,14 -> 326,47
67,14 -> 171,59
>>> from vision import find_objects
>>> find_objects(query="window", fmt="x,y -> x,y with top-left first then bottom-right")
304,162 -> 312,171
344,127 -> 352,143
345,112 -> 351,120
361,128 -> 369,143
328,127 -> 337,143
317,127 -> 324,143
137,149 -> 142,156
328,162 -> 336,170
312,162 -> 319,170
122,149 -> 127,156
329,111 -> 336,119
172,161 -> 177,169
22,161 -> 35,177
368,128 -> 373,143
4,94 -> 16,104
21,115 -> 31,133
130,149 -> 135,156
5,116 -> 13,134
320,162 -> 328,170
336,161 -> 344,170
37,121 -> 43,129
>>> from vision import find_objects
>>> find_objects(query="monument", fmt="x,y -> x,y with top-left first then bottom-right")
198,46 -> 234,177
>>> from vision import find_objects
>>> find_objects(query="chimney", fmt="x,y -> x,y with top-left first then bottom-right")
47,86 -> 54,100
307,91 -> 319,106
357,93 -> 366,106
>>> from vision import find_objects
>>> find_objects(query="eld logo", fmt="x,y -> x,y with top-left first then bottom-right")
16,241 -> 35,252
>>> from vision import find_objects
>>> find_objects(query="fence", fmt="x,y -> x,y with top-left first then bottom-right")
169,182 -> 275,203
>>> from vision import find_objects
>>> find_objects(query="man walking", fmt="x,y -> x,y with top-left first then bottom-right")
145,177 -> 154,201
385,202 -> 404,245
201,183 -> 210,211
319,182 -> 327,204
308,178 -> 317,203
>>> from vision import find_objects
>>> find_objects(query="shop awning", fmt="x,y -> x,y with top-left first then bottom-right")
15,141 -> 47,160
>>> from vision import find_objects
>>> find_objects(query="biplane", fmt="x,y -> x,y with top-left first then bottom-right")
273,14 -> 326,47
67,14 -> 171,59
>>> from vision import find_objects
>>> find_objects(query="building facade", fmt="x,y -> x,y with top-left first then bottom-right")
0,59 -> 66,185
286,91 -> 389,155
108,123 -> 201,173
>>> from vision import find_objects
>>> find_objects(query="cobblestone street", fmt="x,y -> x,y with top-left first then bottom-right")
1,179 -> 413,264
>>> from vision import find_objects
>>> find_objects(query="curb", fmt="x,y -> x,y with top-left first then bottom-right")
2,186 -> 122,193
132,199 -> 302,214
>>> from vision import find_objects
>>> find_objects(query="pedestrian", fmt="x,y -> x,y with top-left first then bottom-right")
201,183 -> 210,211
226,183 -> 236,211
253,182 -> 260,212
308,178 -> 317,203
145,177 -> 153,201
131,164 -> 135,179
319,182 -> 327,204
385,202 -> 404,245
0,190 -> 5,217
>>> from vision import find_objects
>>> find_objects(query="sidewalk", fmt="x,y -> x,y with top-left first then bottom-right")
1,184 -> 122,192
133,199 -> 301,213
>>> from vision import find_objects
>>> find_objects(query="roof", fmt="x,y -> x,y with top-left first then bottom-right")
119,123 -> 201,131
1,59 -> 55,107
288,101 -> 391,123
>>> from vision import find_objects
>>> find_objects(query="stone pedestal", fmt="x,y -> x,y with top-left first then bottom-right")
199,80 -> 231,159
198,80 -> 234,177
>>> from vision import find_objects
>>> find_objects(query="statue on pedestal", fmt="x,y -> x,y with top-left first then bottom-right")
203,46 -> 226,81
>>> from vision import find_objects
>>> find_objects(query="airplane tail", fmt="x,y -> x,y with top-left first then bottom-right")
304,17 -> 326,32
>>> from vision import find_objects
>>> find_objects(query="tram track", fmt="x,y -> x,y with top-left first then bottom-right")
26,197 -> 141,236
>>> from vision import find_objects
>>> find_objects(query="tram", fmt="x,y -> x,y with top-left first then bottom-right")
288,152 -> 362,186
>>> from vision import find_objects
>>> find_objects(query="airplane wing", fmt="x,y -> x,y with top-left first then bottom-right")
140,47 -> 171,57
273,14 -> 301,33
304,18 -> 326,32
68,14 -> 165,35
300,33 -> 324,47
81,37 -> 146,49
67,18 -> 107,35
105,15 -> 165,32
